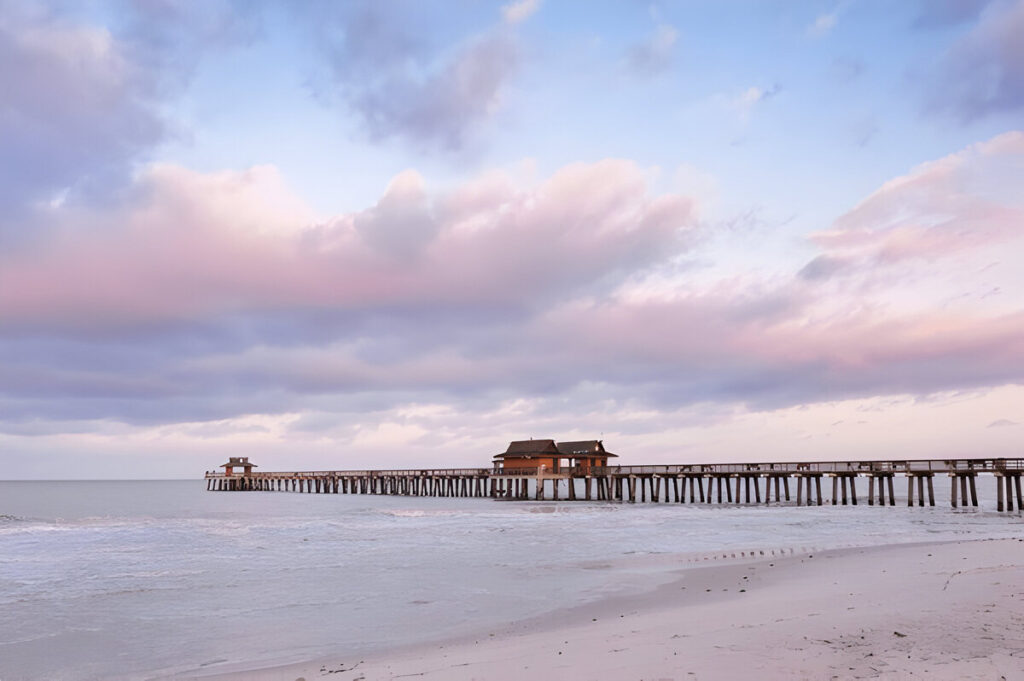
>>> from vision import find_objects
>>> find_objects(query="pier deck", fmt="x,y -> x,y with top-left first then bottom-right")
205,458 -> 1024,511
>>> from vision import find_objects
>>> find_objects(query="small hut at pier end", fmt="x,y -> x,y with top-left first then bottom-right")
220,456 -> 257,477
493,439 -> 617,474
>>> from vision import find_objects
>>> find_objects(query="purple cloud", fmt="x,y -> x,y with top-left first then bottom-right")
353,34 -> 519,151
926,0 -> 1024,121
0,1 -> 258,245
0,5 -> 162,238
303,1 -> 521,151
914,0 -> 992,27
797,255 -> 853,281
625,23 -> 678,76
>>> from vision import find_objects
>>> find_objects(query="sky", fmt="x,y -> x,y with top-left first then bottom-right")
1,0 -> 1023,479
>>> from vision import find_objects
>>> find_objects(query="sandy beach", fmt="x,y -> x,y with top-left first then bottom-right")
184,537 -> 1024,681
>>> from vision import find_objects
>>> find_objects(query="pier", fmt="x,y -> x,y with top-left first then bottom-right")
205,454 -> 1024,511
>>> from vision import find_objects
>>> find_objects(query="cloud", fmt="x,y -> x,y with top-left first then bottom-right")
913,0 -> 992,27
0,159 -> 697,332
353,170 -> 438,258
723,84 -> 782,122
0,5 -> 161,238
798,255 -> 853,281
502,0 -> 541,24
117,0 -> 261,79
831,56 -> 865,83
808,10 -> 839,37
849,115 -> 879,147
304,2 -> 522,151
354,34 -> 519,151
10,272 -> 1022,429
737,85 -> 778,106
516,289 -> 1024,410
0,1 -> 258,246
988,418 -> 1018,427
926,0 -> 1024,120
626,23 -> 678,75
808,131 -> 1024,267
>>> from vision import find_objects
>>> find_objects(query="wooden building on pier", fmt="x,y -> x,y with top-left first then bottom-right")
493,439 -> 617,474
220,456 -> 257,477
493,439 -> 560,472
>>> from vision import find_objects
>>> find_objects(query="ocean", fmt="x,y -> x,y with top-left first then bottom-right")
1,479 -> 1022,681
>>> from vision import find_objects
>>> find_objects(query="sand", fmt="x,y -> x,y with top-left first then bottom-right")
181,538 -> 1024,681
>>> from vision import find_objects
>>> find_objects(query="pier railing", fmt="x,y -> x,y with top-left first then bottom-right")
205,458 -> 1024,480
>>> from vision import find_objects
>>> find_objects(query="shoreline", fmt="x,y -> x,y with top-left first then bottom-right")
174,537 -> 1024,681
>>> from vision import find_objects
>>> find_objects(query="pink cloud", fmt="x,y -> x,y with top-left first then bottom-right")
808,131 -> 1024,271
2,135 -> 1022,436
0,159 -> 697,329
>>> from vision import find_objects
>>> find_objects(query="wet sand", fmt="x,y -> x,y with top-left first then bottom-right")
180,538 -> 1024,681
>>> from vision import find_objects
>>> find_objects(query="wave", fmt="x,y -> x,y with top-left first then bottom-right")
377,508 -> 472,518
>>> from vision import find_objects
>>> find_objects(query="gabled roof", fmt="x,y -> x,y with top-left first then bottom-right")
493,439 -> 619,460
495,439 -> 558,458
556,440 -> 619,458
219,459 -> 257,468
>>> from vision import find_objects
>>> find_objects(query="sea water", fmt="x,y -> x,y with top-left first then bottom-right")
1,479 -> 1022,681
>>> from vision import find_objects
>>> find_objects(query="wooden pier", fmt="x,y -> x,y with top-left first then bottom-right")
205,457 -> 1024,511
